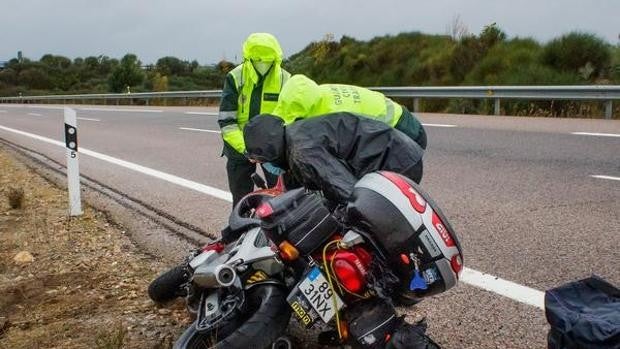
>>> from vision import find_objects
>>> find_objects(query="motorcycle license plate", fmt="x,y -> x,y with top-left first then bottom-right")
287,267 -> 343,327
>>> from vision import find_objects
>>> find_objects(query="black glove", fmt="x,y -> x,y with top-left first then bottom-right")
331,204 -> 348,225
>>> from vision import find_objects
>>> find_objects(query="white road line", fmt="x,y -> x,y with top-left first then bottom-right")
460,267 -> 544,309
28,106 -> 64,110
591,175 -> 620,182
0,123 -> 548,309
27,113 -> 44,117
179,127 -> 221,134
79,107 -> 163,113
184,111 -> 218,116
422,123 -> 457,128
0,124 -> 232,202
571,132 -> 620,138
0,105 -> 63,110
77,117 -> 101,122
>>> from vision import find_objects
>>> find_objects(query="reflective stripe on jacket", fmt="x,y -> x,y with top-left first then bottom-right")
218,33 -> 291,154
218,62 -> 290,153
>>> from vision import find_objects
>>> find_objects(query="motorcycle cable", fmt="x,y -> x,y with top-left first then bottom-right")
322,239 -> 346,341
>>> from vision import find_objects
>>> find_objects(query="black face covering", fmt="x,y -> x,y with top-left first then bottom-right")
243,114 -> 286,166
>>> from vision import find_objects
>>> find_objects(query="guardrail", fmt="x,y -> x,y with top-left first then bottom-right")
1,85 -> 619,119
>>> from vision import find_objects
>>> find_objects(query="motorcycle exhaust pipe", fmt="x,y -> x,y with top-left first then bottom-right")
192,264 -> 237,288
215,264 -> 236,287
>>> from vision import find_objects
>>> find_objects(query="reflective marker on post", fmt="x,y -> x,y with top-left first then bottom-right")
64,107 -> 82,216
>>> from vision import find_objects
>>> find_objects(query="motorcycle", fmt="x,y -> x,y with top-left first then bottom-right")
149,171 -> 463,349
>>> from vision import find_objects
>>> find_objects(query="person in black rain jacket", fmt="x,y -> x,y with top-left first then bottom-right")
243,113 -> 424,204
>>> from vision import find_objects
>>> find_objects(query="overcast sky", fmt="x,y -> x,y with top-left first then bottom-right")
1,0 -> 617,65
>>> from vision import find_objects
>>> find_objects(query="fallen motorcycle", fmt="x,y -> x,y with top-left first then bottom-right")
149,171 -> 463,348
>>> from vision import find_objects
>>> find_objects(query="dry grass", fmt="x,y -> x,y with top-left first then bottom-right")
95,323 -> 127,349
0,149 -> 189,349
6,186 -> 24,209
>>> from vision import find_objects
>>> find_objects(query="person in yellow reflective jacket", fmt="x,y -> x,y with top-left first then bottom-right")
218,33 -> 291,205
271,74 -> 426,149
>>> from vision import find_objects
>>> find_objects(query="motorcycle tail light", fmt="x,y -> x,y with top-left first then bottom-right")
333,259 -> 364,293
278,240 -> 299,261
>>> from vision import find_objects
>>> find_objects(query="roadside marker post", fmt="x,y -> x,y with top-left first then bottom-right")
64,107 -> 82,216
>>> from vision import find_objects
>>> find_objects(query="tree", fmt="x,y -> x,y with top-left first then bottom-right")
97,56 -> 119,76
108,54 -> 145,92
40,54 -> 72,69
19,67 -> 52,90
155,56 -> 188,76
446,14 -> 469,41
311,33 -> 337,63
479,23 -> 506,49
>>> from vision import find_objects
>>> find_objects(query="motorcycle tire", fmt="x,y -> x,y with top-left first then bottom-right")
393,293 -> 422,307
173,284 -> 291,349
148,264 -> 191,303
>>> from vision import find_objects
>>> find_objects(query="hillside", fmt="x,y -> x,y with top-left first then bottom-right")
1,25 -> 619,116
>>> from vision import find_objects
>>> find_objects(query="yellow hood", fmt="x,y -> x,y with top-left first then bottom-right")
272,74 -> 320,124
242,33 -> 283,63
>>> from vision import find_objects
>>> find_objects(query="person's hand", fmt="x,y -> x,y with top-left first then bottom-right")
331,204 -> 349,225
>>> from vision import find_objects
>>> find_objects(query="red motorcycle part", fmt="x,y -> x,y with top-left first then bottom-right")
323,246 -> 372,294
201,241 -> 225,253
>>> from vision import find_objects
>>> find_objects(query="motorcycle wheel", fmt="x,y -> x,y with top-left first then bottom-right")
173,284 -> 291,349
148,264 -> 191,303
393,293 -> 422,307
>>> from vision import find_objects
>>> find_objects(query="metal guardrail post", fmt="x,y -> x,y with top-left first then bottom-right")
605,100 -> 613,119
494,98 -> 501,116
413,98 -> 420,113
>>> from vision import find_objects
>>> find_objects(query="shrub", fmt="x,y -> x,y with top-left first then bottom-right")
541,32 -> 611,79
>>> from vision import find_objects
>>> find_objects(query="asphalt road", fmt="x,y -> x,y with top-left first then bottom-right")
1,104 -> 619,348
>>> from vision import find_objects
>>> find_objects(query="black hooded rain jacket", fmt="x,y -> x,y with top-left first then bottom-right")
243,113 -> 424,204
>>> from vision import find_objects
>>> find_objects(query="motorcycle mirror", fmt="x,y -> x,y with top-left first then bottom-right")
252,173 -> 267,189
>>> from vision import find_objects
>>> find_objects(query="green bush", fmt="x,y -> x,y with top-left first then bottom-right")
0,29 -> 616,118
541,32 -> 611,80
611,46 -> 620,82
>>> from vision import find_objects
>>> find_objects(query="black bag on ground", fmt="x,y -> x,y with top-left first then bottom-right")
386,318 -> 441,349
346,299 -> 401,349
545,275 -> 620,349
258,188 -> 337,255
